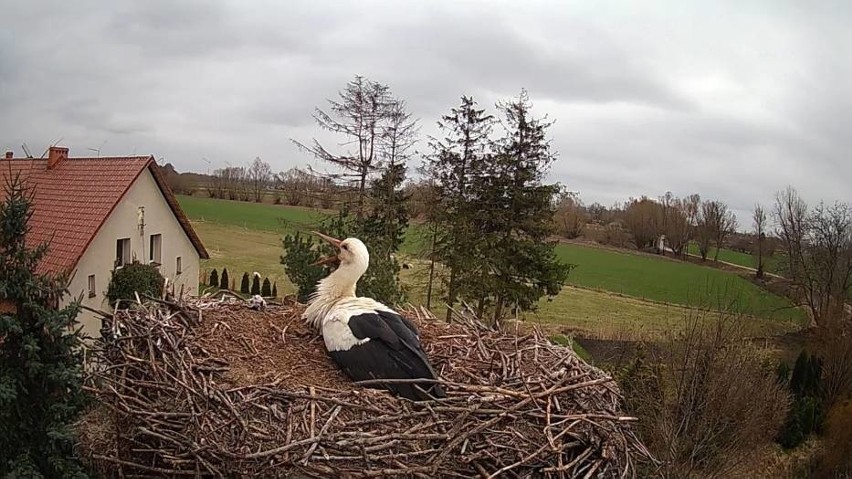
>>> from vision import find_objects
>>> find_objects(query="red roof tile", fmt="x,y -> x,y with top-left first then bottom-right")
0,155 -> 208,276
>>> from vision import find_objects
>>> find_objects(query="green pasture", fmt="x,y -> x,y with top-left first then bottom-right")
554,244 -> 802,322
180,195 -> 806,330
686,243 -> 784,274
178,195 -> 327,233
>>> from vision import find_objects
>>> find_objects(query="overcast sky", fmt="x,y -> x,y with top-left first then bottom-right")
1,0 -> 849,226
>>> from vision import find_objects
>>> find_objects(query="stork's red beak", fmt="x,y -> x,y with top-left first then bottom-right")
310,231 -> 342,267
312,231 -> 342,248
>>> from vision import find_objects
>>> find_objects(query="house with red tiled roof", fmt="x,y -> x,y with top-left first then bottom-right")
1,146 -> 208,337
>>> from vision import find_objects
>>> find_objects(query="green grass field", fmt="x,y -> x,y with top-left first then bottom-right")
555,244 -> 802,322
686,243 -> 784,274
686,243 -> 755,268
180,195 -> 806,332
178,195 -> 329,233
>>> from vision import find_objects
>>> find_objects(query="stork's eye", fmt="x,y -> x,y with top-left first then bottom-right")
342,244 -> 349,251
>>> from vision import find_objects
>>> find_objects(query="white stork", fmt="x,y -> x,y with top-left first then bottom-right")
302,231 -> 446,401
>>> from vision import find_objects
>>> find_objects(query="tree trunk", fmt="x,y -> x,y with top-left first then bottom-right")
426,224 -> 437,310
445,269 -> 457,322
493,295 -> 505,327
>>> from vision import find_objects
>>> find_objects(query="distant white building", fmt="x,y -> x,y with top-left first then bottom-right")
0,146 -> 208,338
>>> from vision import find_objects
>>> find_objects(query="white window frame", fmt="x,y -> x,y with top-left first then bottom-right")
87,274 -> 96,298
176,256 -> 182,275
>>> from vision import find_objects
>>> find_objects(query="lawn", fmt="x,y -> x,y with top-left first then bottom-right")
178,195 -> 329,233
181,196 -> 806,329
554,244 -> 803,322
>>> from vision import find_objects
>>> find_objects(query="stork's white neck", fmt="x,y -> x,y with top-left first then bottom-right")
303,262 -> 365,329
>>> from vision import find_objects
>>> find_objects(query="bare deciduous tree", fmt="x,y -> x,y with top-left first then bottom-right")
553,190 -> 586,239
658,192 -> 692,257
696,200 -> 737,261
247,157 -> 272,203
292,75 -> 396,216
774,186 -> 852,327
624,196 -> 663,250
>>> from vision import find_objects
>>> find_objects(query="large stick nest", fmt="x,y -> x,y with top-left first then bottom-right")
77,296 -> 652,478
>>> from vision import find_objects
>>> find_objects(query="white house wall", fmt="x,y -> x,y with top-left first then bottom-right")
65,168 -> 200,338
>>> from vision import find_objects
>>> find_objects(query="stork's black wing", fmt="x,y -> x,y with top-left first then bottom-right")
335,310 -> 445,400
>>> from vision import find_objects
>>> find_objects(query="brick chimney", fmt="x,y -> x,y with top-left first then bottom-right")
4,151 -> 12,159
47,146 -> 69,170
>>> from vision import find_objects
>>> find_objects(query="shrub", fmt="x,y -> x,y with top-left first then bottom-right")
777,350 -> 826,449
281,231 -> 331,303
620,309 -> 790,478
261,278 -> 272,297
209,269 -> 219,287
240,273 -> 250,294
251,275 -> 261,295
220,268 -> 230,291
107,261 -> 165,307
281,209 -> 406,306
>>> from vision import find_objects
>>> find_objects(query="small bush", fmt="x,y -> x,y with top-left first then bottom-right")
251,275 -> 261,295
220,268 -> 230,290
240,273 -> 250,294
281,232 -> 332,303
261,278 -> 272,297
777,350 -> 826,449
107,262 -> 165,307
209,269 -> 219,287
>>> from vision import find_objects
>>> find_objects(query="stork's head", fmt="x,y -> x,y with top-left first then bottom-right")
311,232 -> 370,278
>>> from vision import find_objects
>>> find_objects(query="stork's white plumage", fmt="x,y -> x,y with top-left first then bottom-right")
302,232 -> 445,401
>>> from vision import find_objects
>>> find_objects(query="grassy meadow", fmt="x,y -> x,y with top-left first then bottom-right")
180,195 -> 806,337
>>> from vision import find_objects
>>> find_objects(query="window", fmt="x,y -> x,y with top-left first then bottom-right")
116,238 -> 130,267
176,256 -> 182,275
149,234 -> 162,265
87,275 -> 96,298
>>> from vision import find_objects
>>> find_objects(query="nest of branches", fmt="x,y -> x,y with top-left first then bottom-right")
77,296 -> 651,478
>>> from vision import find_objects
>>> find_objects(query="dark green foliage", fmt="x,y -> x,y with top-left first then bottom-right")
423,92 -> 571,322
219,268 -> 230,290
251,275 -> 261,296
282,208 -> 406,306
479,91 -> 573,320
106,261 -> 165,307
261,278 -> 272,297
777,350 -> 826,448
240,273 -> 250,294
424,96 -> 495,318
0,172 -> 89,477
209,268 -> 219,287
281,232 -> 333,303
272,282 -> 278,298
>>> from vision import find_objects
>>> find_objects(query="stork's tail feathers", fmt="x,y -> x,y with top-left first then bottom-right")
385,380 -> 446,402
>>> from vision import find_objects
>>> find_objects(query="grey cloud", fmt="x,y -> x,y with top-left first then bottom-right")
0,0 -> 850,225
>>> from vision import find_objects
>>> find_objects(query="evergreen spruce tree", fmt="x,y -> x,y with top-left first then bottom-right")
261,278 -> 272,297
483,90 -> 572,322
209,268 -> 219,287
219,268 -> 230,290
425,96 -> 495,319
272,282 -> 278,298
251,275 -> 261,296
240,273 -> 250,294
0,172 -> 88,477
